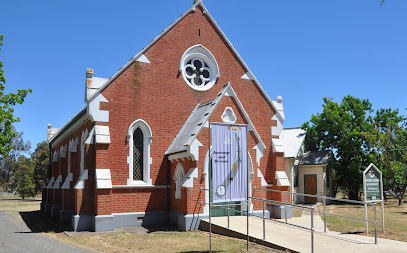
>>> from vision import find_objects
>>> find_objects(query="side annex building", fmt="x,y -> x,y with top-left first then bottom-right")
42,1 -> 292,232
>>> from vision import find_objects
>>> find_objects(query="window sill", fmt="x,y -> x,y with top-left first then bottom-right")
113,185 -> 169,189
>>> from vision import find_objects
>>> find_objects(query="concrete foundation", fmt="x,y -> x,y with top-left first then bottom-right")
45,204 -> 53,216
268,205 -> 293,219
93,215 -> 115,232
72,214 -> 94,231
50,206 -> 61,219
40,202 -> 47,213
59,209 -> 75,224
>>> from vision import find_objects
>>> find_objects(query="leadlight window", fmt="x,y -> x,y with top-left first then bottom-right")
185,59 -> 211,87
133,128 -> 144,181
180,45 -> 219,91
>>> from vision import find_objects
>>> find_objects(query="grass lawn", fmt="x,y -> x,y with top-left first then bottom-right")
0,192 -> 281,253
319,198 -> 407,242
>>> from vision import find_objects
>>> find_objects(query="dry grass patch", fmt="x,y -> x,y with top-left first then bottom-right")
0,194 -> 41,213
0,192 -> 282,252
53,231 -> 280,253
320,198 -> 407,242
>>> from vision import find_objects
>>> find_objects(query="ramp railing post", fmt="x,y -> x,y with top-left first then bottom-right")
227,202 -> 230,228
284,191 -> 287,223
263,199 -> 265,240
311,207 -> 314,253
374,202 -> 378,245
323,196 -> 327,233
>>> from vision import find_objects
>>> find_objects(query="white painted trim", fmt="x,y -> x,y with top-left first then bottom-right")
96,169 -> 112,189
221,107 -> 237,124
61,173 -> 73,189
80,129 -> 89,174
53,175 -> 62,189
187,139 -> 203,161
182,167 -> 198,188
241,72 -> 254,80
48,106 -> 88,147
272,138 -> 284,153
88,93 -> 109,123
85,2 -> 282,123
126,119 -> 153,186
179,44 -> 220,91
174,163 -> 185,199
135,54 -> 151,64
257,169 -> 268,187
74,169 -> 88,189
69,137 -> 79,153
52,151 -> 59,162
46,177 -> 55,189
112,185 -> 168,189
59,145 -> 67,158
252,143 -> 264,167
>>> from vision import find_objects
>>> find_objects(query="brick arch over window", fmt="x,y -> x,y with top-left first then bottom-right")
127,119 -> 153,185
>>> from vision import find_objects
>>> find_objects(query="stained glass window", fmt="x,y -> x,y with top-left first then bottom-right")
133,128 -> 144,181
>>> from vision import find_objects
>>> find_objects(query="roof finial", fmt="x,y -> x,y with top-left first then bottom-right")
193,0 -> 202,4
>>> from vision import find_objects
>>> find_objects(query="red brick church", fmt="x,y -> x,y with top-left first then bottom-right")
42,0 -> 290,232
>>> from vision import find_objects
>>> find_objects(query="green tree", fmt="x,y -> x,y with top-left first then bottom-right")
365,108 -> 407,205
13,156 -> 35,199
31,141 -> 49,194
0,129 -> 31,191
0,34 -> 32,157
302,95 -> 376,200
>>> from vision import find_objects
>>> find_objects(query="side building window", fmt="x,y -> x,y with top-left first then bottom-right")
127,119 -> 153,185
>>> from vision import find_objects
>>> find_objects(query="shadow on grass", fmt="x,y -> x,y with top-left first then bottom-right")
0,199 -> 41,202
18,211 -> 71,233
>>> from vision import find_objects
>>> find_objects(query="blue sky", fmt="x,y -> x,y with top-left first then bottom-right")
1,0 -> 406,151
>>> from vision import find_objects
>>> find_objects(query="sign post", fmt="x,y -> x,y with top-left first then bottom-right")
363,163 -> 385,233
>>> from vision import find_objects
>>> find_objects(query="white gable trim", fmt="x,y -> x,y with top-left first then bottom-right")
85,2 -> 282,121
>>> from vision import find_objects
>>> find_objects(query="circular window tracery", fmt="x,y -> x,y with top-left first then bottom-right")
180,45 -> 219,91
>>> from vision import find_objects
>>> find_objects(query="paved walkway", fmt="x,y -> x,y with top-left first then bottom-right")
202,210 -> 407,253
0,210 -> 93,253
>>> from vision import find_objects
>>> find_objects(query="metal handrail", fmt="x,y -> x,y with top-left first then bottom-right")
254,186 -> 374,205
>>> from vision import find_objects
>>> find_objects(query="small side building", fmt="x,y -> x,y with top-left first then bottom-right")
280,127 -> 333,204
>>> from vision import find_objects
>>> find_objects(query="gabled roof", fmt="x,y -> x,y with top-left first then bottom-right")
166,82 -> 266,155
86,1 -> 283,121
299,150 -> 332,166
280,127 -> 306,158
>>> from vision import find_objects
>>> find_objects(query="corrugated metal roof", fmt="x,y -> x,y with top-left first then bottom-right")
299,150 -> 331,165
166,100 -> 215,155
280,127 -> 306,158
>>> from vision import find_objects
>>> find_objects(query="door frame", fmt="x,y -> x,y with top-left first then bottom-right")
304,174 -> 317,203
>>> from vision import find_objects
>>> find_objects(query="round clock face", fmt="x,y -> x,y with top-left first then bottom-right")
216,185 -> 226,196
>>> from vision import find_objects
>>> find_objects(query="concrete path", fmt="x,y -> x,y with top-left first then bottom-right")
0,210 -> 93,253
202,211 -> 407,253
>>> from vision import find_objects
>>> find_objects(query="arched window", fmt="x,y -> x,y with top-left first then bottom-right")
174,163 -> 185,199
133,128 -> 144,181
127,119 -> 153,185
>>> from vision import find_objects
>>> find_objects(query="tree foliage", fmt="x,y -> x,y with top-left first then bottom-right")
302,95 -> 376,200
0,129 -> 31,191
0,34 -> 32,157
12,156 -> 35,199
31,141 -> 50,194
365,108 -> 407,205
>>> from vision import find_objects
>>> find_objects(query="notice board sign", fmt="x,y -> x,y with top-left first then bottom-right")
363,163 -> 383,202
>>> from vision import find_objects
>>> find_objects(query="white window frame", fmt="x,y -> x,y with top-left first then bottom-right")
180,44 -> 220,91
127,119 -> 153,186
174,163 -> 185,199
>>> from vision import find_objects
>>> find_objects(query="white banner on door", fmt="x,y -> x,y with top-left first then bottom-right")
211,123 -> 247,203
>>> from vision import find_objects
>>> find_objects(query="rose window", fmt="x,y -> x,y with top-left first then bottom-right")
180,45 -> 220,91
185,58 -> 211,87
